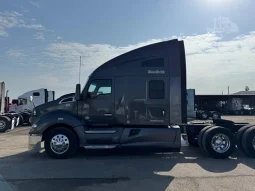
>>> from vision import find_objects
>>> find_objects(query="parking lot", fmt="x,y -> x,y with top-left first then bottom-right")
0,116 -> 255,191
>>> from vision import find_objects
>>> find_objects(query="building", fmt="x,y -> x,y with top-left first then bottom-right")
194,90 -> 255,114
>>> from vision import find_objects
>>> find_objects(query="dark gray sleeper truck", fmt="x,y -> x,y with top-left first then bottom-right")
28,39 -> 255,159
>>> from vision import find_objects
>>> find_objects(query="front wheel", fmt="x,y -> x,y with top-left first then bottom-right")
44,127 -> 78,159
202,126 -> 235,159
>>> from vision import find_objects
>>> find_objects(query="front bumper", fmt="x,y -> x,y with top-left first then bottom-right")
28,134 -> 42,151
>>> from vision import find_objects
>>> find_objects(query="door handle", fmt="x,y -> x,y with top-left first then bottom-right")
104,113 -> 113,117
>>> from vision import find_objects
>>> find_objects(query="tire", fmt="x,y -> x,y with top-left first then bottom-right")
29,117 -> 32,124
201,111 -> 209,120
202,126 -> 235,159
44,127 -> 78,159
198,125 -> 214,150
20,112 -> 31,125
212,112 -> 221,120
17,114 -> 24,125
242,126 -> 255,158
0,116 -> 11,133
236,124 -> 255,154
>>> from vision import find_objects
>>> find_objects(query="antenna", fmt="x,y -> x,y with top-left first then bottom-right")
79,56 -> 82,84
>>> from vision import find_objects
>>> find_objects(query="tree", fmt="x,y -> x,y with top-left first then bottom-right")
245,86 -> 250,91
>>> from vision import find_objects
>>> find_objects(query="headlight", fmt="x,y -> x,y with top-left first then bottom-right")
30,123 -> 37,133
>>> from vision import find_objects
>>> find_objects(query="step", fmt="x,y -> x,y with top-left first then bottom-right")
84,145 -> 117,149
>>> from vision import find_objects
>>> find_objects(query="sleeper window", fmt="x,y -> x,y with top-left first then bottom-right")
149,80 -> 165,99
33,92 -> 40,96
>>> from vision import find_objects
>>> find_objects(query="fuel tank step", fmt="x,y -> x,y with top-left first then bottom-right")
84,145 -> 117,149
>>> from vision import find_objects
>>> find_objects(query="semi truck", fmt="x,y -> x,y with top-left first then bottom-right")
0,82 -> 17,132
9,88 -> 55,125
0,82 -> 56,132
9,88 -> 55,114
28,39 -> 255,160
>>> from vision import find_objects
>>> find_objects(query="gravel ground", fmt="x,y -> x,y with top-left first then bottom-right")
0,116 -> 255,191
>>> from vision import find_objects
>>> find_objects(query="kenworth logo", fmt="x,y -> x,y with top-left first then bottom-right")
148,70 -> 165,74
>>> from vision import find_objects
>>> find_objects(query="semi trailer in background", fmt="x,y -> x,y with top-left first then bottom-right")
186,89 -> 221,120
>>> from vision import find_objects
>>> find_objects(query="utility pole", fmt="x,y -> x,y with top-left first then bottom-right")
79,56 -> 82,84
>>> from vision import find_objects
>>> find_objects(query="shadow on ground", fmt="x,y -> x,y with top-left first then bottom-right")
0,146 -> 255,191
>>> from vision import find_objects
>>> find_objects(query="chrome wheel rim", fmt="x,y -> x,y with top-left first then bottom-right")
202,113 -> 208,119
213,113 -> 219,119
50,134 -> 69,154
211,133 -> 230,153
0,120 -> 6,129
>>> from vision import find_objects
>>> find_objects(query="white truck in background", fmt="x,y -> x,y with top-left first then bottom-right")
9,88 -> 55,113
0,81 -> 55,132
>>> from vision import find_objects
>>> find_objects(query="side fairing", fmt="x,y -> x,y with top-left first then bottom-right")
119,126 -> 180,148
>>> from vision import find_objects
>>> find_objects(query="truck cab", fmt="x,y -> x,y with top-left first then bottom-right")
28,39 -> 187,159
9,88 -> 55,113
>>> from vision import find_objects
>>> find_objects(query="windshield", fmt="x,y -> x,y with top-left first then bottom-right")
18,98 -> 27,105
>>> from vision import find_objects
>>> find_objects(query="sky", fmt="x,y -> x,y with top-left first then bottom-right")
0,0 -> 255,99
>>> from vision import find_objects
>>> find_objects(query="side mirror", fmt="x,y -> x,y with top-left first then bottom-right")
29,96 -> 33,102
75,84 -> 81,101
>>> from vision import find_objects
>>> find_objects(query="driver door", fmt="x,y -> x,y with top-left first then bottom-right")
84,79 -> 115,127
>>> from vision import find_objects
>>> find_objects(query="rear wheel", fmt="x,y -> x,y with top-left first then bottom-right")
202,126 -> 235,159
198,125 -> 214,151
44,127 -> 78,159
236,124 -> 255,154
212,112 -> 221,120
0,116 -> 11,133
242,126 -> 255,158
201,111 -> 209,120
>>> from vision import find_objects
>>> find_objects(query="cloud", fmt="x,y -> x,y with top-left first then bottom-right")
38,75 -> 60,86
44,31 -> 255,94
34,32 -> 45,40
5,50 -> 26,58
20,6 -> 29,13
0,28 -> 8,37
206,17 -> 239,35
29,1 -> 40,8
56,36 -> 62,40
0,11 -> 44,37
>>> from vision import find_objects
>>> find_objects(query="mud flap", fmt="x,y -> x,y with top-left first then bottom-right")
11,119 -> 15,130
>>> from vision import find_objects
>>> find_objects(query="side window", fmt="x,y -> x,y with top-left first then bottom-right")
88,79 -> 112,96
18,98 -> 27,105
33,92 -> 40,96
149,80 -> 165,99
